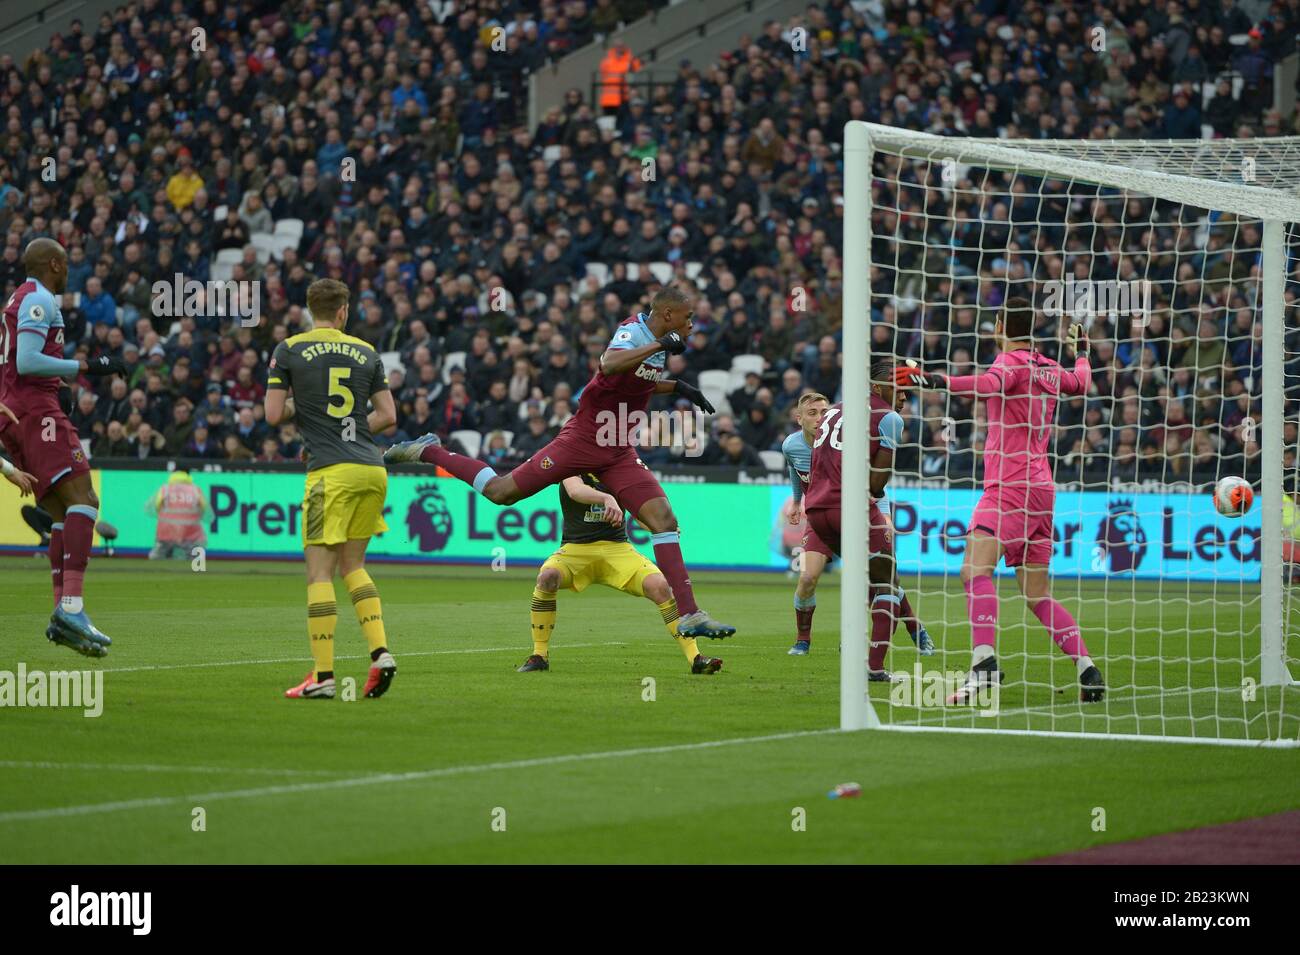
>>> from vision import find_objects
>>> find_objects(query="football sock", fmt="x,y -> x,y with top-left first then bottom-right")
651,531 -> 699,616
530,587 -> 556,657
307,581 -> 337,678
868,585 -> 898,671
794,593 -> 816,642
48,522 -> 64,608
1031,597 -> 1089,661
899,590 -> 919,636
965,575 -> 998,653
59,505 -> 96,615
343,569 -> 387,654
658,597 -> 696,661
420,444 -> 496,492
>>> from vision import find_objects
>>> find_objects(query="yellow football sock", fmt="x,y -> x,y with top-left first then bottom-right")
660,597 -> 697,662
530,587 -> 557,657
343,568 -> 387,654
306,581 -> 337,677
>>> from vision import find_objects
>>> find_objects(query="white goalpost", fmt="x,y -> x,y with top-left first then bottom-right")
841,121 -> 1300,747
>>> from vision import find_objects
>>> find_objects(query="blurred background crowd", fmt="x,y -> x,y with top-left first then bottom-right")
1,0 -> 1296,489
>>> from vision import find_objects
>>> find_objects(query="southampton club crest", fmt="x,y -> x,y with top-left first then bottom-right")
406,483 -> 453,552
1095,499 -> 1148,572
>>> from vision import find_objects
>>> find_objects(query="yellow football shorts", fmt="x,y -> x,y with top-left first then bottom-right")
541,541 -> 661,595
302,463 -> 389,547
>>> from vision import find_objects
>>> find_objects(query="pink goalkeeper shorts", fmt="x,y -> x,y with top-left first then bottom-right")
967,484 -> 1055,567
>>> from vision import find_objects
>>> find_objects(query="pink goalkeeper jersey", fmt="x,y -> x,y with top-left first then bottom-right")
948,348 -> 1092,488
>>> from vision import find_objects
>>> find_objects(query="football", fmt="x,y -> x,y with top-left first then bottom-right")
1213,476 -> 1254,518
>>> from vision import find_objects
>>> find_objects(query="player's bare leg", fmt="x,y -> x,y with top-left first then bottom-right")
385,432 -> 530,505
519,564 -> 564,672
789,549 -> 826,655
948,532 -> 1005,705
339,536 -> 395,698
635,496 -> 735,639
43,473 -> 111,657
1017,565 -> 1104,703
867,552 -> 899,681
286,543 -> 340,698
641,572 -> 720,674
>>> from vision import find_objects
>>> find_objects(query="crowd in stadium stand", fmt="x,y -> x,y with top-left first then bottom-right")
1,0 -> 1295,489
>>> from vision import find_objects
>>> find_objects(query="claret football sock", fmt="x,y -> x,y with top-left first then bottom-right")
420,443 -> 497,491
307,581 -> 337,677
344,569 -> 387,654
650,531 -> 699,616
530,587 -> 557,657
48,522 -> 64,608
794,593 -> 816,642
899,590 -> 919,637
868,585 -> 898,671
59,505 -> 96,615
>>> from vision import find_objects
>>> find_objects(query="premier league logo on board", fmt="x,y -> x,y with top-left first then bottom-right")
1095,499 -> 1148,572
406,483 -> 453,552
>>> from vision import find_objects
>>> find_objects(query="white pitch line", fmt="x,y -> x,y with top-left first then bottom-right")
0,760 -> 349,778
95,641 -> 627,675
0,728 -> 841,824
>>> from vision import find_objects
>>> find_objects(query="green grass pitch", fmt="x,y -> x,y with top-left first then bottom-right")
1,555 -> 1297,863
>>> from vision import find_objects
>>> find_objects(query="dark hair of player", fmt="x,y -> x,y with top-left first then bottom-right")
651,286 -> 692,312
306,278 -> 350,325
870,357 -> 896,385
1002,295 -> 1034,341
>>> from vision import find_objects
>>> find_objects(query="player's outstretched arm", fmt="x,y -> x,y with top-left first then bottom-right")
367,390 -> 397,435
264,391 -> 294,426
560,476 -> 624,526
660,379 -> 715,414
1,456 -> 36,496
15,329 -> 81,378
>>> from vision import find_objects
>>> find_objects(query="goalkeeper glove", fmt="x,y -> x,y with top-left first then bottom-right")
1064,322 -> 1089,363
893,365 -> 947,390
57,387 -> 72,415
656,331 -> 687,355
674,380 -> 715,415
83,355 -> 127,378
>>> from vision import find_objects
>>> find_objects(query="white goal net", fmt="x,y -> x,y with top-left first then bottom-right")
841,122 -> 1300,746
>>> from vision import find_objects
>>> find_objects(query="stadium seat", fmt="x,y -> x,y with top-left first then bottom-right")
210,262 -> 235,282
213,204 -> 227,221
274,218 -> 304,240
625,263 -> 639,280
684,262 -> 703,280
585,262 -> 609,287
698,369 -> 731,394
499,430 -> 515,447
731,354 -> 766,379
647,262 -> 673,284
214,248 -> 242,265
442,351 -> 467,383
542,145 -> 562,166
595,115 -> 618,135
249,234 -> 275,264
701,388 -> 729,417
759,450 -> 786,472
268,234 -> 299,259
379,351 -> 404,376
451,430 -> 482,458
